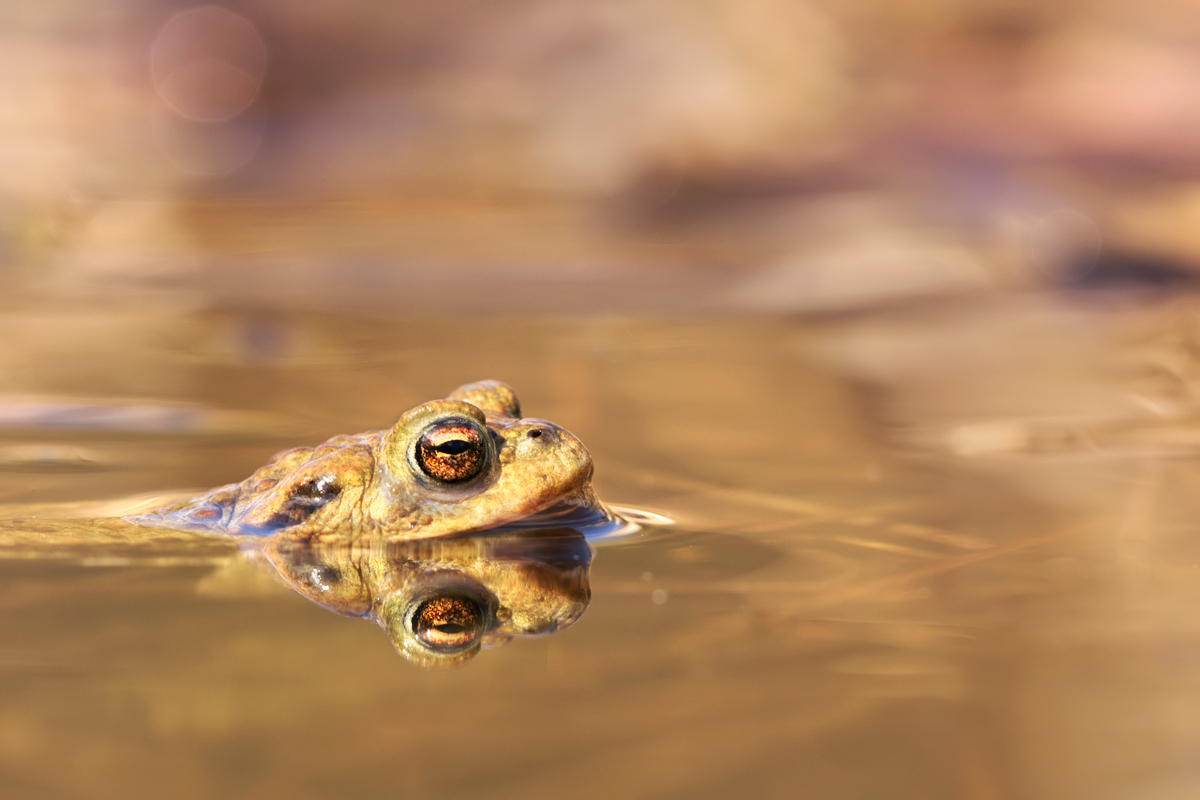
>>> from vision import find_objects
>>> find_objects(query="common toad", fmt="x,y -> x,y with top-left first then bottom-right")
129,381 -> 602,541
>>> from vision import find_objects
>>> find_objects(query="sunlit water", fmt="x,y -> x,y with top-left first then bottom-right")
2,306 -> 1200,798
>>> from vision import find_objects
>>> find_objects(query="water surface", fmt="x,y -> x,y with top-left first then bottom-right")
1,307 -> 1198,799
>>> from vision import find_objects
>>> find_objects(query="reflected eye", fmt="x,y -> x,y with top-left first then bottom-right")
265,474 -> 341,528
415,419 -> 487,484
412,594 -> 485,652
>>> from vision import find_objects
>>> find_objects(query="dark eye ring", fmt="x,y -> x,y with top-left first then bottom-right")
415,418 -> 487,484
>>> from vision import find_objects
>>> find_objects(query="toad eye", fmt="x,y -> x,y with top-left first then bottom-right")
264,474 -> 341,528
411,594 -> 485,652
415,419 -> 487,484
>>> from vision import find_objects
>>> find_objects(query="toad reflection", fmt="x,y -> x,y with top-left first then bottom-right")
249,528 -> 592,668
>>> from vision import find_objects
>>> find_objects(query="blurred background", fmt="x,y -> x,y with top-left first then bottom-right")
5,0 -> 1200,312
10,4 -> 1200,799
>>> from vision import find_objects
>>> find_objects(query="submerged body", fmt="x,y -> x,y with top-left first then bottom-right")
128,381 -> 603,542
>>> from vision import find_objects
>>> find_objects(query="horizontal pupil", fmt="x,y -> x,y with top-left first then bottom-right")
433,439 -> 473,455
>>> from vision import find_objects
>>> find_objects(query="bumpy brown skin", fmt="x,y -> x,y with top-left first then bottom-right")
128,381 -> 599,542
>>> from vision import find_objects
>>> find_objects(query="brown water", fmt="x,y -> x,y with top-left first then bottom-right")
3,304 -> 1200,799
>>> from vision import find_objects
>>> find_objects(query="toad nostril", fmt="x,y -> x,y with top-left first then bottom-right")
527,429 -> 542,439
